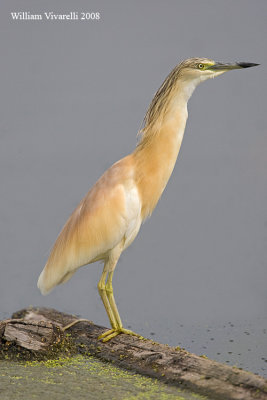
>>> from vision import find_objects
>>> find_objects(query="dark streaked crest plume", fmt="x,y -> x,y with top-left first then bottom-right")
137,58 -> 213,148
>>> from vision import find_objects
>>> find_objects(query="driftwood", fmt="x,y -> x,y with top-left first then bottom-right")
0,307 -> 266,400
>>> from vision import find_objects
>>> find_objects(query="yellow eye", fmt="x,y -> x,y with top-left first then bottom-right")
198,63 -> 205,70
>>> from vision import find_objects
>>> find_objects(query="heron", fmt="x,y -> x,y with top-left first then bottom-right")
38,58 -> 258,342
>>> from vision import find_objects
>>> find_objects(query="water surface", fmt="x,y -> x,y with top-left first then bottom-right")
0,355 -> 207,400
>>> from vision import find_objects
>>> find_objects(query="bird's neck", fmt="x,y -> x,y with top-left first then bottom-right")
133,87 -> 190,220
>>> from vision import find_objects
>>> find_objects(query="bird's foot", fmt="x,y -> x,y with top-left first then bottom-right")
98,327 -> 143,342
62,318 -> 92,332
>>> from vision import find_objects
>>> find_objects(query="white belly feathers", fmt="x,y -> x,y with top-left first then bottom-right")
122,183 -> 142,250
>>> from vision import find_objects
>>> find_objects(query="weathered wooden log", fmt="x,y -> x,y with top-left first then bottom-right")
0,307 -> 266,400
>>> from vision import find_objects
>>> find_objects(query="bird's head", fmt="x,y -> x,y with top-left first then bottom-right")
178,57 -> 259,83
139,57 -> 259,139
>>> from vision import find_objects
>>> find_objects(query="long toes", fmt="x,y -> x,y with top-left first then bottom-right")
62,318 -> 92,332
101,331 -> 121,342
98,328 -> 144,342
98,329 -> 116,339
120,328 -> 144,338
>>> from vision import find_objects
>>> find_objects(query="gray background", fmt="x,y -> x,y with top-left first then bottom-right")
0,0 -> 266,376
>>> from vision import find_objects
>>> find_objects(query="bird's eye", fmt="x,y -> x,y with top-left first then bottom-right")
198,63 -> 205,70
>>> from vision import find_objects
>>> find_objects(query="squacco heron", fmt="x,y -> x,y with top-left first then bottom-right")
38,58 -> 258,341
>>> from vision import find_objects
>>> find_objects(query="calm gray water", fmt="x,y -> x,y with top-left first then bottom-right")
0,356 -> 207,400
0,0 -> 266,378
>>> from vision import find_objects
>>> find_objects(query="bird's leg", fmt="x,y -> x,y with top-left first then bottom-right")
105,271 -> 122,328
98,270 -> 122,341
62,271 -> 114,333
97,270 -> 118,330
98,270 -> 143,342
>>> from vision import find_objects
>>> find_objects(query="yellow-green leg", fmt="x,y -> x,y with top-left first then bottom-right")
106,271 -> 122,329
97,270 -> 117,330
98,270 -> 143,342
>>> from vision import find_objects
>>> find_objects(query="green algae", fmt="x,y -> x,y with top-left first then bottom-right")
0,355 -> 207,400
0,328 -> 77,362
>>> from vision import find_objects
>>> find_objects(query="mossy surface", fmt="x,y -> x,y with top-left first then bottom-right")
0,355 -> 207,400
0,338 -> 74,361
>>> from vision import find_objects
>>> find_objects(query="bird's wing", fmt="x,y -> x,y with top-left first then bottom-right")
38,156 -> 139,294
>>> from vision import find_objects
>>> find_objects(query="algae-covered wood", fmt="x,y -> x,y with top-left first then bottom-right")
1,307 -> 266,400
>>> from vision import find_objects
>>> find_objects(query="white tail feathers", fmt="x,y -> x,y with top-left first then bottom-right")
37,267 -> 51,295
37,263 -> 75,295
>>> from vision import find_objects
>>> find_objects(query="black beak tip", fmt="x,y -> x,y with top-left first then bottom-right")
237,62 -> 260,68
